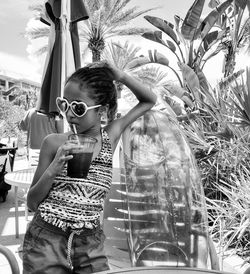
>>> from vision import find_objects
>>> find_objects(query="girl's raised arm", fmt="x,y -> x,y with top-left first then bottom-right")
86,60 -> 157,146
109,65 -> 157,141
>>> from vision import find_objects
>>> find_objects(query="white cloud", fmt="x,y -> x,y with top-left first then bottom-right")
0,52 -> 42,83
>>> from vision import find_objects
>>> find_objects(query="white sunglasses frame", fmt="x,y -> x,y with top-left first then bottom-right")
56,97 -> 101,117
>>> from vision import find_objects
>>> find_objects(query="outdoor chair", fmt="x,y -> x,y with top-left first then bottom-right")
0,147 -> 17,202
0,244 -> 20,274
15,149 -> 39,237
27,149 -> 40,167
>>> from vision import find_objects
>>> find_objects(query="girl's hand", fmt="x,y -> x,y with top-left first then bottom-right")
48,140 -> 80,176
87,60 -> 124,82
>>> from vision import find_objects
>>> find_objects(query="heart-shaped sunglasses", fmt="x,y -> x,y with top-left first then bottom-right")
56,97 -> 101,117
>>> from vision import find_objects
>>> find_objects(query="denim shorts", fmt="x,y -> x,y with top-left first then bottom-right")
22,213 -> 109,274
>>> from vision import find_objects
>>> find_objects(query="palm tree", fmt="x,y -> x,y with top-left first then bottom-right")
102,40 -> 170,89
102,40 -> 141,71
25,0 -> 158,62
102,40 -> 142,97
102,40 -> 183,114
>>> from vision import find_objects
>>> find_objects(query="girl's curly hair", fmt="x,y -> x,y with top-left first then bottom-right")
66,66 -> 117,123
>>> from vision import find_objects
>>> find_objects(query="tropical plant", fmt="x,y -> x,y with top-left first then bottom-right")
102,40 -> 174,110
102,40 -> 141,71
214,0 -> 250,77
25,0 -> 158,62
11,87 -> 38,110
218,69 -> 245,90
175,63 -> 250,262
0,100 -> 26,139
206,161 -> 250,261
228,67 -> 250,129
103,41 -> 170,88
127,0 -> 242,107
102,40 -> 142,96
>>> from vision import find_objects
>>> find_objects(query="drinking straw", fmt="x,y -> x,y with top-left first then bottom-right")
72,124 -> 80,144
72,124 -> 77,134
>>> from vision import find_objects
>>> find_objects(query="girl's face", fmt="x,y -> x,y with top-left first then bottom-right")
63,81 -> 101,134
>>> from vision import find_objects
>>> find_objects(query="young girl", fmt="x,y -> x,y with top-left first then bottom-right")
23,61 -> 156,274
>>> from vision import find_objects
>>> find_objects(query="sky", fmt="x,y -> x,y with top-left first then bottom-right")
0,0 -> 248,85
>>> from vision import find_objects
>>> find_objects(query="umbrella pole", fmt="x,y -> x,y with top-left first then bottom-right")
60,0 -> 67,98
60,0 -> 69,132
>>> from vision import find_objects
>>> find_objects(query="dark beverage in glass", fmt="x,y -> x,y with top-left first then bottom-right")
67,134 -> 97,178
67,152 -> 94,178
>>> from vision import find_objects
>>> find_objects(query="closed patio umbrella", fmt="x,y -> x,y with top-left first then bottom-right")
37,0 -> 89,115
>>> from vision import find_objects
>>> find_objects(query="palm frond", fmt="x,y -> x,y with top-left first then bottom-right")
84,0 -> 101,13
134,66 -> 169,87
102,40 -> 141,70
105,27 -> 151,38
102,0 -> 134,23
109,7 -> 156,26
34,45 -> 48,56
25,27 -> 50,40
28,3 -> 44,14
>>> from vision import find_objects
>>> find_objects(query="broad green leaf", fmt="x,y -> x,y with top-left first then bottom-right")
195,29 -> 226,65
148,49 -> 154,63
247,0 -> 250,13
174,15 -> 181,30
203,31 -> 220,51
144,15 -> 179,45
166,40 -> 176,52
195,66 -> 209,93
208,0 -> 220,9
126,56 -> 150,70
181,0 -> 205,40
142,31 -> 167,47
164,84 -> 194,108
235,0 -> 247,10
178,62 -> 200,99
151,49 -> 170,66
164,84 -> 186,98
197,0 -> 233,40
196,46 -> 206,66
126,50 -> 170,70
182,95 -> 195,108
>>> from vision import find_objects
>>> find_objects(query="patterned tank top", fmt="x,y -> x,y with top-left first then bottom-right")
38,128 -> 113,231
